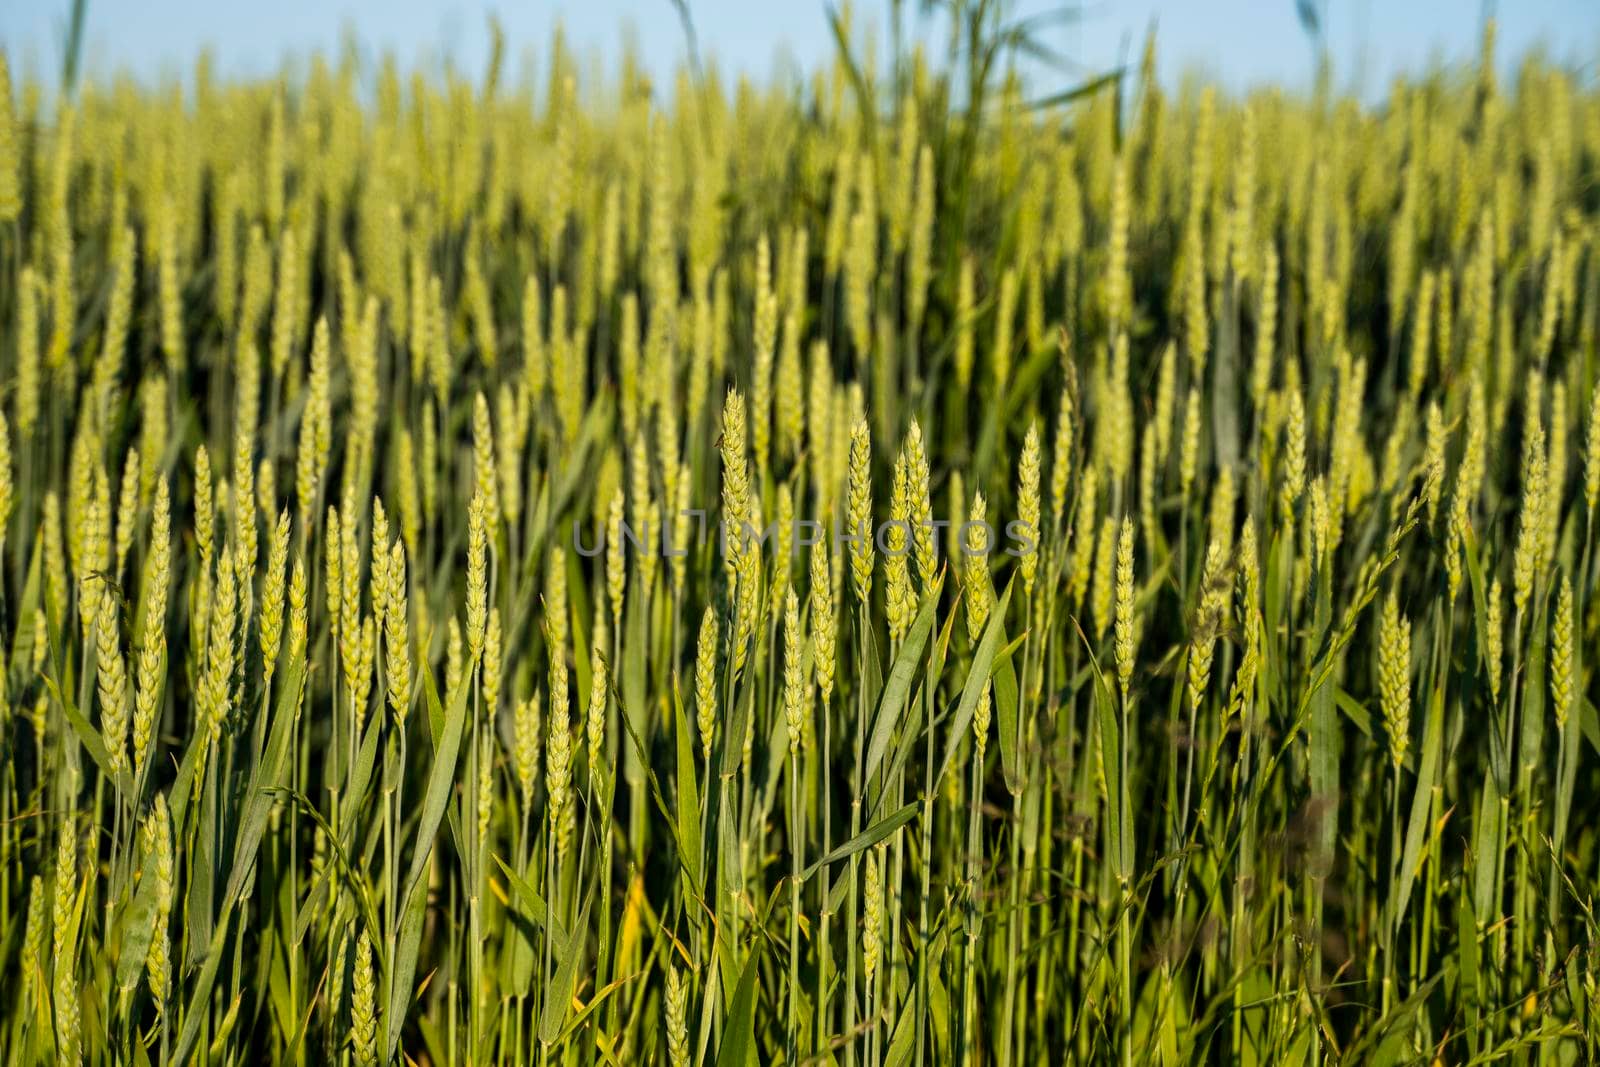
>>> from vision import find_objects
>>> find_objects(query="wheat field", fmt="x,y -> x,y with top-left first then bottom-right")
0,10 -> 1598,1066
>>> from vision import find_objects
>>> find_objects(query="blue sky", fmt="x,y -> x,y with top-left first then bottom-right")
2,1 -> 1597,99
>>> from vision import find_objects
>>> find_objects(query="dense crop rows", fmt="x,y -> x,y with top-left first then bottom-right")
1,13 -> 1599,1065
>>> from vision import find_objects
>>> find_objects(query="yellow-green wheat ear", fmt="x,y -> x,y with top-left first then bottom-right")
1485,578 -> 1505,701
1187,540 -> 1226,716
1513,424 -> 1549,615
884,447 -> 914,642
606,488 -> 627,631
0,414 -> 12,548
466,489 -> 489,657
1114,518 -> 1136,698
847,418 -> 874,606
962,491 -> 991,643
1069,465 -> 1098,610
1180,387 -> 1202,502
905,419 -> 936,593
1050,368 -> 1075,537
142,793 -> 173,1009
1280,386 -> 1306,522
845,156 -> 877,361
0,51 -> 20,223
546,625 -> 573,860
93,596 -> 129,775
863,847 -> 884,982
1585,380 -> 1600,519
1091,515 -> 1117,641
695,606 -> 719,763
14,266 -> 40,439
1016,423 -> 1041,599
1551,577 -> 1574,731
993,266 -> 1018,393
665,963 -> 690,1067
954,254 -> 975,390
351,930 -> 377,1066
782,589 -> 806,755
1106,153 -> 1130,333
1375,590 -> 1412,768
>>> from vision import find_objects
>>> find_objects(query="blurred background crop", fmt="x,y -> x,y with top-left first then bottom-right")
3,0 -> 1599,98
